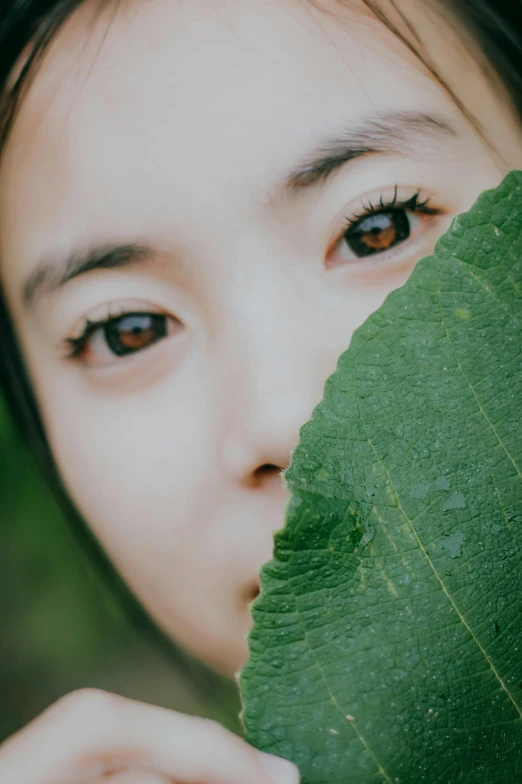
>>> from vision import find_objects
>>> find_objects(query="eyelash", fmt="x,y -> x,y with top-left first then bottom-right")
64,314 -> 116,359
342,187 -> 440,233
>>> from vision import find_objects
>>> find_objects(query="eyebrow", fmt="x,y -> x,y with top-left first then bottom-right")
23,243 -> 153,308
22,111 -> 457,307
281,111 -> 457,193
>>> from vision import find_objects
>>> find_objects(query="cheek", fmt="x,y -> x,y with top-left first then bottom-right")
324,276 -> 403,334
40,377 -> 216,578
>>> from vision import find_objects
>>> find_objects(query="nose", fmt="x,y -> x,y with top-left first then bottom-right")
219,267 -> 341,489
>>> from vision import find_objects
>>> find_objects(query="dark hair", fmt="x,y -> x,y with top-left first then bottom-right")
0,0 -> 520,691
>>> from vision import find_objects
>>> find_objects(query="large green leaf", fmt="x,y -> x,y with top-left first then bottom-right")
240,172 -> 522,783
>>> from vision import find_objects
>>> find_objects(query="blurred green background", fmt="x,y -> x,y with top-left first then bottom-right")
0,393 -> 239,745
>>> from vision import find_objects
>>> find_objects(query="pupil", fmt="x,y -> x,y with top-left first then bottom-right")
105,314 -> 167,356
345,208 -> 410,258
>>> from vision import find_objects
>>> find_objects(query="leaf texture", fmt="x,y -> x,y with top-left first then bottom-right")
240,172 -> 522,783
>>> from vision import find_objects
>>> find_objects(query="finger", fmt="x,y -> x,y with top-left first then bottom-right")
0,689 -> 299,784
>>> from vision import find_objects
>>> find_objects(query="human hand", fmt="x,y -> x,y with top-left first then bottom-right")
0,688 -> 300,784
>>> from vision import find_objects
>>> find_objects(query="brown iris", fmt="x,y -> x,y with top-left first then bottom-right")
104,313 -> 168,356
344,208 -> 411,258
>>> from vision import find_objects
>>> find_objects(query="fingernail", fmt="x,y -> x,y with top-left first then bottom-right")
259,751 -> 300,784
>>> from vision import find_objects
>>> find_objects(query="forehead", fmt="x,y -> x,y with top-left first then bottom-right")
0,0 -> 463,285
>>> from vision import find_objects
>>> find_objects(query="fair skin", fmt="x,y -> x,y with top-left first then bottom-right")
0,0 -> 520,781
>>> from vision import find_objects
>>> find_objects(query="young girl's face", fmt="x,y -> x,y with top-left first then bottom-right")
0,0 -> 520,676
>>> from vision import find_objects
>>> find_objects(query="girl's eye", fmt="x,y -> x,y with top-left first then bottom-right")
328,190 -> 443,268
65,311 -> 181,365
105,313 -> 168,356
344,208 -> 411,257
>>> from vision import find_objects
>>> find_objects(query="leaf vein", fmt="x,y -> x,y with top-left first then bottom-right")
288,581 -> 395,784
353,348 -> 522,720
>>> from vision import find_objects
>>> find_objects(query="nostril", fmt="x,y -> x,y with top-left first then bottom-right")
255,463 -> 281,477
252,463 -> 282,487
